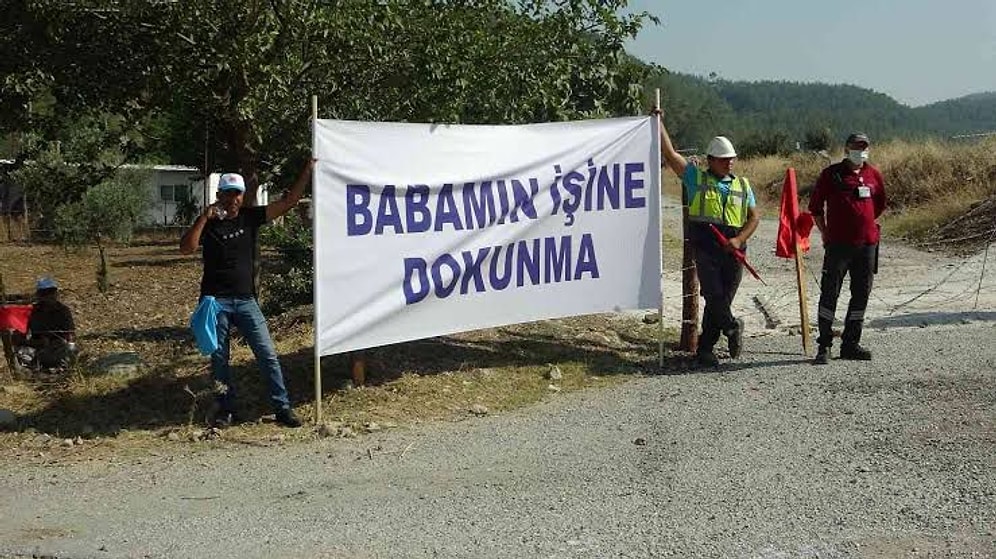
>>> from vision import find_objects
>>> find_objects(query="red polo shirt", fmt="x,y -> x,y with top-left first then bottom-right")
808,161 -> 886,246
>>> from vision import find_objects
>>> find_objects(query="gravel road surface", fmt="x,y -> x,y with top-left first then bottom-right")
2,204 -> 994,559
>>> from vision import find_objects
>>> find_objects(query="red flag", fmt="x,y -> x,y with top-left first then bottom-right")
775,167 -> 814,258
708,224 -> 767,285
0,304 -> 32,334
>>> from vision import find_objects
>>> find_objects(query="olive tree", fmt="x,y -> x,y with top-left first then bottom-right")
52,168 -> 150,293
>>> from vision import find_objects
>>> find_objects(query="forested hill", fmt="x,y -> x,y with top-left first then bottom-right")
915,92 -> 996,136
646,71 -> 996,154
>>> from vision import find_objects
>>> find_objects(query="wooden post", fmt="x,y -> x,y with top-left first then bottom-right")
351,353 -> 366,387
656,93 -> 700,354
679,179 -> 699,353
783,167 -> 811,355
311,94 -> 323,424
795,244 -> 812,355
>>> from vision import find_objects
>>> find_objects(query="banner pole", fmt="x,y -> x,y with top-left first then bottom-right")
655,88 -> 664,369
311,94 -> 323,425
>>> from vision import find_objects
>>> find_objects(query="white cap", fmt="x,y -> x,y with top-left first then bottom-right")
217,173 -> 246,193
706,136 -> 737,158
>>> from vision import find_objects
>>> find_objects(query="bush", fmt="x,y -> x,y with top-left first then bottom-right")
53,168 -> 150,247
737,131 -> 791,158
802,127 -> 833,152
260,212 -> 313,314
52,168 -> 150,293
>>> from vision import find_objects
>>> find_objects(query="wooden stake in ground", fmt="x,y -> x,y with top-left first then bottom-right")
779,168 -> 811,355
795,240 -> 812,355
679,171 -> 700,353
655,96 -> 700,354
351,352 -> 366,387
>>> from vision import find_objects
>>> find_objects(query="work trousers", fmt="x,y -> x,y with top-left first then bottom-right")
816,243 -> 876,349
695,245 -> 743,353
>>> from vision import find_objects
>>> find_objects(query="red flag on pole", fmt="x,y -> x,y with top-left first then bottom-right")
708,224 -> 766,285
775,167 -> 815,258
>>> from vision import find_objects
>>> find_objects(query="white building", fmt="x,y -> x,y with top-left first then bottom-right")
142,166 -> 268,226
2,160 -> 269,228
144,164 -> 204,226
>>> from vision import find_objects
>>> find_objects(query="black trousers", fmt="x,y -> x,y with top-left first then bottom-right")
817,243 -> 876,348
695,245 -> 743,353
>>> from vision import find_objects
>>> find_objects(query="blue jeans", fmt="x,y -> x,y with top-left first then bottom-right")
210,297 -> 291,412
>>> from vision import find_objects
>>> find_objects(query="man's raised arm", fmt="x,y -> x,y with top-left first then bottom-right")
266,158 -> 316,222
653,109 -> 688,177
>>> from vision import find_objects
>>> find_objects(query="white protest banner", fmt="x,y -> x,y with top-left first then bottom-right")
313,117 -> 661,356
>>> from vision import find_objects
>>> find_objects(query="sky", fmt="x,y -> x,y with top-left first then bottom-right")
623,0 -> 996,107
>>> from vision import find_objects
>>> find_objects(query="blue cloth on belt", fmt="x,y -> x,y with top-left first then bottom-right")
189,296 -> 221,355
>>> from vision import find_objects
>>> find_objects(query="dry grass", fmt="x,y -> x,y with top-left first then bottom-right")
6,137 -> 991,462
737,152 -> 829,202
0,238 -> 673,463
735,138 -> 996,250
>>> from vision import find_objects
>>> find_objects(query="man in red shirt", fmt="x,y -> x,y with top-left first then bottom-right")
808,133 -> 887,365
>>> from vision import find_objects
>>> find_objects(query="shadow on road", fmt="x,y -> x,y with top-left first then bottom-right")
13,316 -> 668,437
867,310 -> 996,329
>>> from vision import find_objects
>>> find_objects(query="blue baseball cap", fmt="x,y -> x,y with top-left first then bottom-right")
36,276 -> 58,290
217,173 -> 246,193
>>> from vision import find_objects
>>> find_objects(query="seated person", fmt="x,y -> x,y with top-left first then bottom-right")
24,277 -> 77,371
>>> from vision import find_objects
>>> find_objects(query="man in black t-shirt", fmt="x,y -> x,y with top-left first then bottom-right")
180,160 -> 314,428
23,276 -> 77,371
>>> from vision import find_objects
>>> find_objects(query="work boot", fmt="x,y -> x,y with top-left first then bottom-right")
839,344 -> 872,361
813,346 -> 830,365
275,408 -> 303,428
727,318 -> 745,359
696,349 -> 719,368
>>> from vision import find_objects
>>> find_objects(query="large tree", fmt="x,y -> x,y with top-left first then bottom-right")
4,0 -> 657,204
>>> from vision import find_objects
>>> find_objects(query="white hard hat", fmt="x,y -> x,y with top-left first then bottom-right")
706,136 -> 737,158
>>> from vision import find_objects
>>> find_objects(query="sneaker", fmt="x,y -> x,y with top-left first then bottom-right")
211,409 -> 240,428
696,350 -> 719,367
840,344 -> 872,361
813,346 -> 830,365
727,318 -> 745,359
275,408 -> 303,428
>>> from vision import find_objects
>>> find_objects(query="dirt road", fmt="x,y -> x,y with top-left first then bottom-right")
659,197 -> 996,345
1,209 -> 994,559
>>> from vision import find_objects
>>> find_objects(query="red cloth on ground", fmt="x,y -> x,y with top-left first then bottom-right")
0,304 -> 32,334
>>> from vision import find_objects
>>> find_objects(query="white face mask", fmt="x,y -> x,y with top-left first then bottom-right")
847,149 -> 869,166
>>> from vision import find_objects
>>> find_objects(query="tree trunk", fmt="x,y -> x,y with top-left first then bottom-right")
97,242 -> 110,294
232,120 -> 261,207
230,121 -> 263,297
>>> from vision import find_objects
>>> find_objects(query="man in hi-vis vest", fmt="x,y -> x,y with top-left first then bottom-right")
658,116 -> 760,367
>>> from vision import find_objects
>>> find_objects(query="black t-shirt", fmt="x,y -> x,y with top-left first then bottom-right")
28,299 -> 75,339
199,205 -> 268,297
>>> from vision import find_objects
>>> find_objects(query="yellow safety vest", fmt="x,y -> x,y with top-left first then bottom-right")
688,168 -> 751,228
